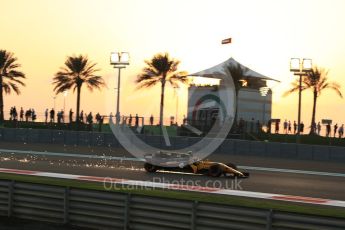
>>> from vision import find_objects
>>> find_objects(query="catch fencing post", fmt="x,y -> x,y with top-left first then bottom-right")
124,193 -> 131,230
63,187 -> 70,224
191,200 -> 198,230
8,180 -> 14,217
266,209 -> 273,230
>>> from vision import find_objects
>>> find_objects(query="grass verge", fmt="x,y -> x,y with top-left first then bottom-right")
0,172 -> 344,219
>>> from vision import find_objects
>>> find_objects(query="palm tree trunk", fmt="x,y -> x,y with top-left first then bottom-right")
0,77 -> 4,122
76,85 -> 81,128
234,89 -> 239,126
231,88 -> 240,133
309,90 -> 318,135
159,80 -> 166,126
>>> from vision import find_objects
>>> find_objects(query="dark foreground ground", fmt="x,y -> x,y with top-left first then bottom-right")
0,217 -> 88,230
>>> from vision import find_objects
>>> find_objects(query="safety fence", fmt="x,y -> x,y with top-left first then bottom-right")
0,180 -> 344,229
1,127 -> 345,163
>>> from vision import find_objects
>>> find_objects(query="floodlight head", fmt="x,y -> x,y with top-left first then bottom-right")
120,52 -> 130,64
110,52 -> 130,66
302,58 -> 312,72
290,58 -> 301,72
110,52 -> 120,64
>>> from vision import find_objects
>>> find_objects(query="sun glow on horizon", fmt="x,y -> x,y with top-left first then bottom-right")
1,0 -> 345,124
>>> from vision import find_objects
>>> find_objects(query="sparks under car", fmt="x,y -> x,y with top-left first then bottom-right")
143,153 -> 250,178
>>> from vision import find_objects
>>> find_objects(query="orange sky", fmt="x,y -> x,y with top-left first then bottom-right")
1,0 -> 345,125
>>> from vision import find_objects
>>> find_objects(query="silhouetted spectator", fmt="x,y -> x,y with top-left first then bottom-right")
293,121 -> 297,134
109,112 -> 113,123
12,107 -> 17,121
288,121 -> 292,134
95,112 -> 101,123
45,109 -> 48,123
300,122 -> 304,134
334,124 -> 338,137
98,115 -> 104,132
128,114 -> 132,126
20,107 -> 24,121
317,122 -> 321,135
69,109 -> 73,123
150,114 -> 154,126
326,123 -> 331,137
339,124 -> 344,138
87,112 -> 93,124
25,110 -> 29,122
87,112 -> 93,131
301,121 -> 304,134
267,120 -> 271,134
183,115 -> 187,125
61,110 -> 65,123
31,109 -> 36,122
57,111 -> 62,124
50,108 -> 55,122
275,120 -> 280,134
80,110 -> 84,123
135,114 -> 139,127
9,107 -> 13,120
283,120 -> 288,134
170,116 -> 175,126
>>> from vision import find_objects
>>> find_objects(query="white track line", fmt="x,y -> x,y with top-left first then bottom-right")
0,148 -> 144,162
0,167 -> 344,208
1,148 -> 345,178
239,166 -> 345,178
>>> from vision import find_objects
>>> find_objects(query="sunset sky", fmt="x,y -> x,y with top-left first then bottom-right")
2,0 -> 345,125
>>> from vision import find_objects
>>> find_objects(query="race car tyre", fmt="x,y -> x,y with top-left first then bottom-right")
208,164 -> 223,177
144,163 -> 157,173
226,162 -> 238,170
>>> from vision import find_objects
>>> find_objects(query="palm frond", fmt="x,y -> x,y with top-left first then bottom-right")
322,82 -> 343,98
85,76 -> 105,92
53,55 -> 105,94
2,82 -> 20,95
168,72 -> 189,86
0,50 -> 26,97
283,81 -> 309,97
136,79 -> 160,89
136,72 -> 159,83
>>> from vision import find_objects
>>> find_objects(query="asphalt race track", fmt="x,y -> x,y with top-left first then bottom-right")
0,141 -> 345,200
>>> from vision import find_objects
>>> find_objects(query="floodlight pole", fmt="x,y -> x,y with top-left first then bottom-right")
115,66 -> 125,124
290,58 -> 312,144
297,73 -> 303,139
110,52 -> 129,125
292,72 -> 305,144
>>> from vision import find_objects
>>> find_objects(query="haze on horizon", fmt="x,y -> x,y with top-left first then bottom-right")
1,0 -> 345,125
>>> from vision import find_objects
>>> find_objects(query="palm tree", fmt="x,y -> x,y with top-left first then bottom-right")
136,53 -> 188,126
226,63 -> 251,129
53,55 -> 105,126
0,50 -> 26,122
284,66 -> 342,134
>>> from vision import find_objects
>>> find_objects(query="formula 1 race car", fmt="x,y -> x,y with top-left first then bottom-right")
144,159 -> 250,178
143,151 -> 193,166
